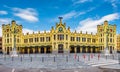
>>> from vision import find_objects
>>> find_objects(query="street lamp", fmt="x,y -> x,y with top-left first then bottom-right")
10,25 -> 18,57
104,26 -> 110,56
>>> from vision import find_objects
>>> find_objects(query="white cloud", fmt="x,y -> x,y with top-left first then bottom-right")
75,7 -> 95,17
0,11 -> 8,15
0,18 -> 11,24
73,0 -> 92,5
13,8 -> 39,22
60,11 -> 77,20
76,13 -> 119,33
105,0 -> 119,8
23,28 -> 34,34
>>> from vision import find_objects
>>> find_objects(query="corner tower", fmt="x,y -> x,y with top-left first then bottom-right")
97,20 -> 116,53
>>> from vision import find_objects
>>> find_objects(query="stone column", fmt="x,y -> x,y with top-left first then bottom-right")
86,47 -> 88,53
38,48 -> 41,53
28,48 -> 30,54
22,49 -> 24,54
95,48 -> 97,53
80,47 -> 82,53
33,48 -> 35,54
44,47 -> 46,53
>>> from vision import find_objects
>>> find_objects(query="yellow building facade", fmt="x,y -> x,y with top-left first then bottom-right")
117,34 -> 120,52
2,17 -> 117,54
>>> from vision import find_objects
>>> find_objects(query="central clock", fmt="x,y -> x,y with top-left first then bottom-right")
59,27 -> 63,32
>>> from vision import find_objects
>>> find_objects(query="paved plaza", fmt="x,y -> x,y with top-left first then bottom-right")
0,53 -> 120,72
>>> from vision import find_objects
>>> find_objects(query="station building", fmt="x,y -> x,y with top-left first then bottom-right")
2,17 -> 117,54
117,34 -> 120,52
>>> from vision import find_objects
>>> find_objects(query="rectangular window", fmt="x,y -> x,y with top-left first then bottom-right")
73,37 -> 75,41
7,34 -> 9,37
29,38 -> 33,43
71,37 -> 72,41
49,37 -> 50,41
24,39 -> 28,43
54,35 -> 56,40
101,38 -> 102,42
46,37 -> 49,42
17,39 -> 19,43
87,38 -> 91,42
66,35 -> 68,40
82,38 -> 86,42
43,37 -> 44,42
35,38 -> 36,42
92,39 -> 96,43
71,37 -> 75,41
76,37 -> 80,42
110,38 -> 112,43
7,39 -> 9,43
40,37 -> 44,42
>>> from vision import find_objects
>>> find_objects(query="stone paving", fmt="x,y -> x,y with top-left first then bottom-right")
0,53 -> 120,72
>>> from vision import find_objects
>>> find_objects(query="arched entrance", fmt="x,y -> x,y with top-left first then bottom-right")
41,46 -> 44,53
70,45 -> 75,53
110,46 -> 112,54
58,44 -> 64,53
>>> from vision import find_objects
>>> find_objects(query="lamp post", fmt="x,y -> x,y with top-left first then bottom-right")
10,26 -> 18,57
104,26 -> 110,56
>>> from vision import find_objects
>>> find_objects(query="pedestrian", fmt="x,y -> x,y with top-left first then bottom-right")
83,54 -> 86,60
74,53 -> 77,59
91,54 -> 93,59
98,54 -> 100,60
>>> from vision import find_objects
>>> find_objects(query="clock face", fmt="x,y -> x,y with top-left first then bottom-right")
59,27 -> 63,32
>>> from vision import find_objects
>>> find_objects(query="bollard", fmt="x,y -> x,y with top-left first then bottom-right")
88,55 -> 90,61
20,56 -> 22,62
78,56 -> 79,62
54,56 -> 55,62
12,57 -> 14,61
42,57 -> 44,62
112,55 -> 114,60
30,57 -> 32,62
118,54 -> 120,64
4,55 -> 6,61
66,56 -> 68,62
106,56 -> 107,60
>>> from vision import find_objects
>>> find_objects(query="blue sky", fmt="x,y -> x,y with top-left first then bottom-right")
0,0 -> 120,36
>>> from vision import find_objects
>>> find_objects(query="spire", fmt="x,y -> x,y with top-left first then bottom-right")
58,17 -> 63,24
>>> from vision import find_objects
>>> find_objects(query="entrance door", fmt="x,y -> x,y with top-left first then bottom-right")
58,44 -> 63,53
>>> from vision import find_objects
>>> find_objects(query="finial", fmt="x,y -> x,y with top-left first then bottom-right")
91,32 -> 93,35
58,17 -> 63,24
80,31 -> 82,34
38,31 -> 40,33
104,20 -> 108,25
75,30 -> 76,33
11,20 -> 16,25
